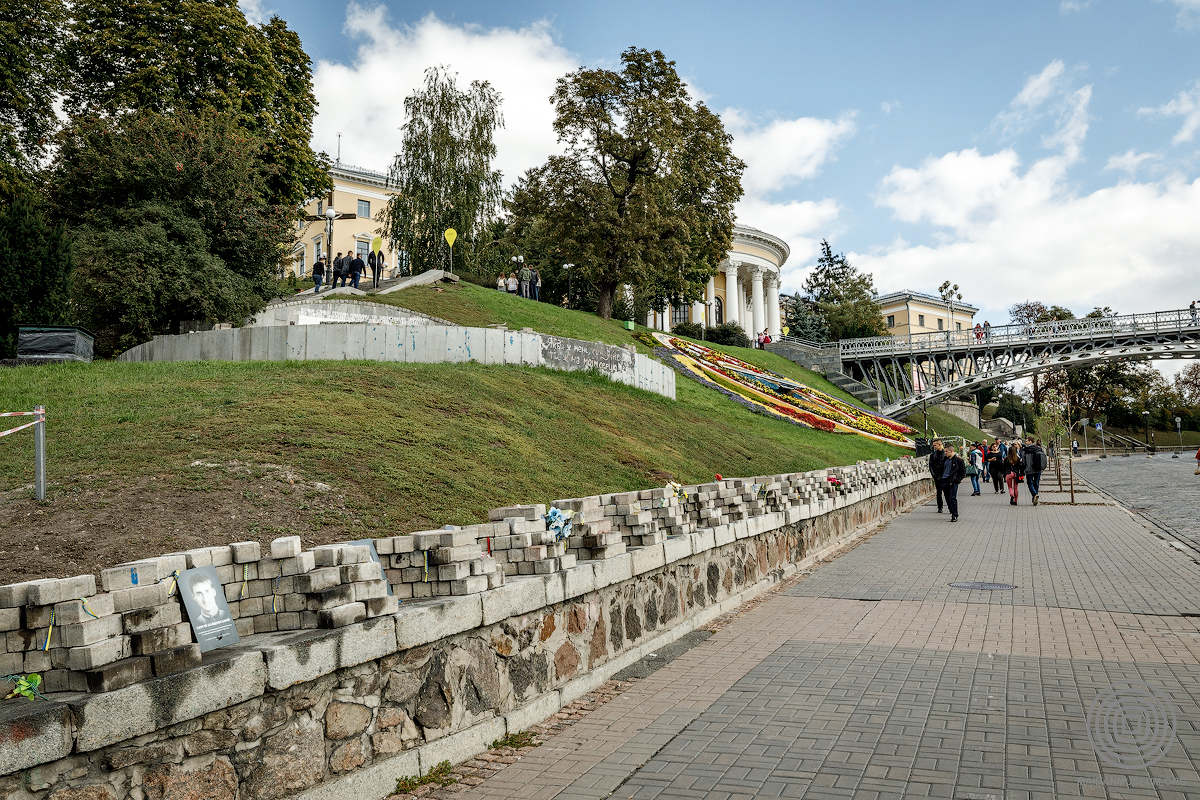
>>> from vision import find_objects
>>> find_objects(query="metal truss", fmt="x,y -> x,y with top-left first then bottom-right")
838,308 -> 1200,418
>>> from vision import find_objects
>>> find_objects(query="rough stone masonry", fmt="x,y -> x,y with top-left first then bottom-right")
0,459 -> 930,800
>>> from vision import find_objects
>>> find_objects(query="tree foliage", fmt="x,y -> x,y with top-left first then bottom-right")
780,293 -> 829,342
383,67 -> 504,275
508,48 -> 744,319
801,240 -> 886,340
0,194 -> 73,357
64,0 -> 329,209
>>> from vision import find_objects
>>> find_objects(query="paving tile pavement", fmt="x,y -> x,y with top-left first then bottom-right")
456,486 -> 1200,800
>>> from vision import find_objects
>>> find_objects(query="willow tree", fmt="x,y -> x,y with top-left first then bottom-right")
508,48 -> 743,319
383,67 -> 504,274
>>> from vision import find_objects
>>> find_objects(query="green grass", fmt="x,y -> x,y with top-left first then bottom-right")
903,406 -> 988,442
395,760 -> 458,793
1,359 -> 907,534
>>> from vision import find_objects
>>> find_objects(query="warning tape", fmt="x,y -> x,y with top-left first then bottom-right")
0,419 -> 40,438
0,411 -> 38,417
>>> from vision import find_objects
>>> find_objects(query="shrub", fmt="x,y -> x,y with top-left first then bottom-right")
670,321 -> 704,340
705,322 -> 750,348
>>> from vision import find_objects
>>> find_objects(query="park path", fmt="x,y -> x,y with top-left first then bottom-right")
455,473 -> 1200,800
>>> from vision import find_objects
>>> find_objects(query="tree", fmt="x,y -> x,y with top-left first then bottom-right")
1175,362 -> 1200,406
0,0 -> 69,196
508,48 -> 744,319
780,293 -> 829,342
383,67 -> 504,276
802,240 -> 887,340
0,194 -> 73,357
51,111 -> 290,354
64,0 -> 329,209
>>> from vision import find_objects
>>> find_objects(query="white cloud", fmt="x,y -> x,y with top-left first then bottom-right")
1060,0 -> 1093,12
725,111 -> 856,195
312,6 -> 577,183
735,197 -> 841,293
1139,81 -> 1200,144
239,0 -> 269,25
995,60 -> 1067,138
1164,0 -> 1200,26
859,73 -> 1200,326
881,101 -> 901,114
1104,149 -> 1160,175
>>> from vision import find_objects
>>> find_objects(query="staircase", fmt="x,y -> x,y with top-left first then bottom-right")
825,372 -> 882,410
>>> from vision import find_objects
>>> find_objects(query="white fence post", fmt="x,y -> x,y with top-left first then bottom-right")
34,406 -> 45,501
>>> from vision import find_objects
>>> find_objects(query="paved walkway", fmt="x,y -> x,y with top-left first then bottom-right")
459,479 -> 1200,799
1076,453 -> 1200,550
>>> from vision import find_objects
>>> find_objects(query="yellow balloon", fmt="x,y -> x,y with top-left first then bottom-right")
444,228 -> 457,247
782,326 -> 790,335
371,236 -> 382,255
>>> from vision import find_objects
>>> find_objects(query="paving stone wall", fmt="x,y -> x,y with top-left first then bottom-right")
0,463 -> 931,800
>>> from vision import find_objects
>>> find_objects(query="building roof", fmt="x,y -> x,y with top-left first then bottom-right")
733,225 -> 790,267
331,162 -> 391,189
875,290 -> 978,315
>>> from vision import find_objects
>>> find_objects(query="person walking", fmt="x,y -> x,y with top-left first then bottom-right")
988,442 -> 1004,493
331,253 -> 344,290
967,441 -> 983,496
367,249 -> 382,288
1003,447 -> 1025,505
506,272 -> 518,294
928,439 -> 947,513
518,262 -> 532,298
1022,437 -> 1046,505
940,444 -> 966,522
531,267 -> 542,301
348,251 -> 365,289
1191,300 -> 1197,326
1072,438 -> 1079,456
983,321 -> 991,342
312,255 -> 325,293
497,273 -> 506,291
974,323 -> 983,342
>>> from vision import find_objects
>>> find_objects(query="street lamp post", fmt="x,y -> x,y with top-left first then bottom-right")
562,264 -> 574,309
325,206 -> 336,271
1175,416 -> 1183,457
510,255 -> 524,297
1142,410 -> 1151,453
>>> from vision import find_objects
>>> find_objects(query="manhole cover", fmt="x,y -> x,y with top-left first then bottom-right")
950,582 -> 1017,590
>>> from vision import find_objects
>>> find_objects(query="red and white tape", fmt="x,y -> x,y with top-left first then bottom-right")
0,410 -> 43,438
0,411 -> 38,417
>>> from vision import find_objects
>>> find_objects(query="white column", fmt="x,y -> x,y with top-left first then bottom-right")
691,299 -> 704,326
705,277 -> 716,327
737,281 -> 747,327
766,274 -> 782,339
751,266 -> 766,338
646,310 -> 654,329
723,261 -> 740,325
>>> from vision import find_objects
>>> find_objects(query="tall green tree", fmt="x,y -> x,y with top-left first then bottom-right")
383,67 -> 504,276
0,195 -> 73,357
802,240 -> 886,340
508,48 -> 744,319
780,293 -> 829,342
64,0 -> 329,209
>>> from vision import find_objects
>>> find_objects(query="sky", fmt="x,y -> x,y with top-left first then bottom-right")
247,0 -> 1200,365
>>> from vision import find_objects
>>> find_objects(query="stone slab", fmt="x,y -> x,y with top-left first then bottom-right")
0,699 -> 74,774
395,596 -> 484,651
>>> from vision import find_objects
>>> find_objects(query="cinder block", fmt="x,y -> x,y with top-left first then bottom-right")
85,656 -> 152,693
438,562 -> 470,581
364,596 -> 398,617
439,530 -> 476,547
294,567 -> 340,594
58,614 -> 123,648
352,580 -> 388,602
230,541 -> 261,563
101,563 -> 160,592
112,582 -> 169,614
318,603 -> 366,629
431,545 -> 478,564
152,644 -> 202,677
207,546 -> 233,567
0,608 -> 20,631
281,552 -> 315,576
52,594 -> 116,626
182,548 -> 213,568
131,623 -> 193,655
306,585 -> 355,611
340,562 -> 382,583
0,580 -> 48,608
391,536 -> 416,554
27,575 -> 97,606
68,636 -> 132,671
270,536 -> 302,559
122,603 -> 182,634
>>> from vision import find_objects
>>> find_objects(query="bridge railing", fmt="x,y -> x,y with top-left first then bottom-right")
840,307 -> 1199,358
774,334 -> 839,350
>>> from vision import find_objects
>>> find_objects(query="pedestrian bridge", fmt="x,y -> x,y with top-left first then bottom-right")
821,307 -> 1200,418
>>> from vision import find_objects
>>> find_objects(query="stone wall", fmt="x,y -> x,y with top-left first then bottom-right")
0,463 -> 930,800
936,400 -> 981,429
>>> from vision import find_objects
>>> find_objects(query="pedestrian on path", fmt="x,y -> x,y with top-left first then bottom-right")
928,439 -> 947,513
940,445 -> 966,522
348,252 -> 365,289
518,262 -> 532,298
1191,300 -> 1197,325
368,249 -> 382,288
1004,447 -> 1025,504
1195,445 -> 1200,475
967,442 -> 984,496
506,272 -> 518,294
312,256 -> 325,293
988,442 -> 1004,493
1072,438 -> 1079,456
1023,437 -> 1046,505
497,273 -> 506,291
531,267 -> 542,301
331,253 -> 344,289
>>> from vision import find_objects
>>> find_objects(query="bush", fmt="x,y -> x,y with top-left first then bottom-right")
705,322 -> 750,348
670,321 -> 704,339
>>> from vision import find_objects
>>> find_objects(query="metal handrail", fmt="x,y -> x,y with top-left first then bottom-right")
774,334 -> 839,350
839,308 -> 1200,358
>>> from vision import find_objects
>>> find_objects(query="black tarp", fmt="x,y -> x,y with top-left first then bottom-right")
17,327 -> 94,362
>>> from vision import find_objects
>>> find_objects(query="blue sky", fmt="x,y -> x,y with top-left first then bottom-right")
252,0 -> 1200,338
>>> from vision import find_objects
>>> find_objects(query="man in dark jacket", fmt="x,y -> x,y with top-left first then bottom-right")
312,256 -> 325,293
940,444 -> 967,522
928,439 -> 946,513
367,249 -> 382,288
331,252 -> 344,288
349,252 -> 365,289
1021,437 -> 1046,505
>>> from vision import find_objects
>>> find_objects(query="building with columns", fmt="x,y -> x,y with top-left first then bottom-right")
646,224 -> 789,339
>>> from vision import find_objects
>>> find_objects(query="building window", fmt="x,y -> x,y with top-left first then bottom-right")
956,322 -> 962,331
886,315 -> 895,328
313,237 -> 323,261
357,199 -> 370,218
356,240 -> 370,259
918,314 -> 925,327
317,200 -> 324,216
296,249 -> 306,278
714,297 -> 724,325
671,304 -> 690,326
937,318 -> 944,330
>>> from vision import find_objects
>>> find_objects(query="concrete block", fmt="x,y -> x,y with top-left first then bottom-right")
382,324 -> 406,363
438,562 -> 470,581
122,602 -> 182,634
69,649 -> 266,751
341,561 -> 382,582
353,580 -> 388,602
68,635 -> 131,670
395,596 -> 483,650
0,700 -> 73,774
132,622 -> 193,655
230,541 -> 261,563
286,324 -> 308,360
255,614 -> 396,689
53,593 -> 115,624
451,576 -> 487,595
0,607 -> 19,631
663,535 -> 692,564
591,553 -> 634,589
295,567 -> 341,593
364,323 -> 388,361
630,544 -> 666,575
85,656 -> 152,693
404,325 -> 430,363
480,577 -> 545,626
151,643 -> 203,677
444,325 -> 468,363
0,580 -> 46,608
713,524 -> 736,547
692,529 -> 716,553
562,564 -> 596,599
544,572 -> 566,606
27,575 -> 96,606
112,582 -> 169,613
271,536 -> 302,559
520,332 -> 541,366
318,602 -> 366,628
482,327 -> 505,365
207,546 -> 233,567
502,330 -> 522,365
59,613 -> 123,647
101,563 -> 159,592
306,585 -> 354,611
432,545 -> 478,564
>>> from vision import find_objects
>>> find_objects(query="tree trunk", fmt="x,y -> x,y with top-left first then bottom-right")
596,282 -> 619,320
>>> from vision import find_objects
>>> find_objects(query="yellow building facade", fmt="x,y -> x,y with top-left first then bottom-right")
876,291 -> 978,337
647,225 -> 790,338
291,164 -> 401,280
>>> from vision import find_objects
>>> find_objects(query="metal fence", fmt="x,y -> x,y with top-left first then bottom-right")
1,406 -> 45,500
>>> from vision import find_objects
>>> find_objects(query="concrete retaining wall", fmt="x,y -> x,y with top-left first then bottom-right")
117,324 -> 676,400
937,399 -> 981,429
0,464 -> 931,800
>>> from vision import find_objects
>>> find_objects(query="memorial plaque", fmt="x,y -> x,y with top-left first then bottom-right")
178,566 -> 240,652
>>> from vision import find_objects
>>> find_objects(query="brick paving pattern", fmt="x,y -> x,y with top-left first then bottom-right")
1076,453 -> 1200,549
454,483 -> 1200,800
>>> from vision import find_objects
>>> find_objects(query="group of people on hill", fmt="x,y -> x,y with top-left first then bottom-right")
498,265 -> 542,300
310,250 -> 387,293
927,436 -> 1049,521
755,331 -> 774,348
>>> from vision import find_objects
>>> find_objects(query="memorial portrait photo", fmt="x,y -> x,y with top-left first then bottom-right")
178,565 -> 240,652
